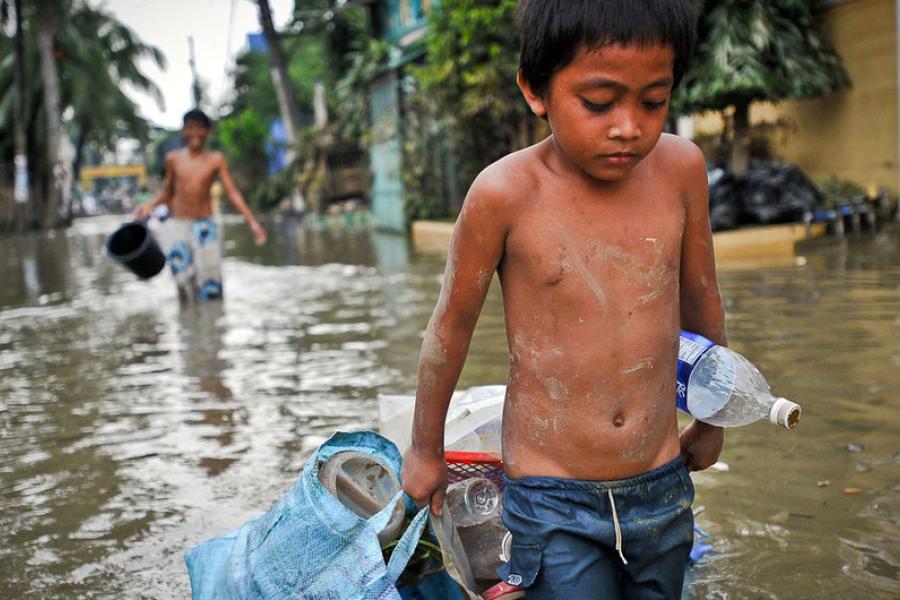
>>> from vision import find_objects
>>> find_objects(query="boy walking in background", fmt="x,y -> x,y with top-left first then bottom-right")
136,109 -> 267,301
401,1 -> 726,597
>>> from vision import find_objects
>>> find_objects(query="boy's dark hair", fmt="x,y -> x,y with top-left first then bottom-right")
517,0 -> 699,96
183,108 -> 212,128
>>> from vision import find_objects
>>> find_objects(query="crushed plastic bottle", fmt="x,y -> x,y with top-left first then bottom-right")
677,330 -> 801,429
446,477 -> 501,527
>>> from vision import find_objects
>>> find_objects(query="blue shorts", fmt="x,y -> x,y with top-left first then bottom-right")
498,456 -> 695,600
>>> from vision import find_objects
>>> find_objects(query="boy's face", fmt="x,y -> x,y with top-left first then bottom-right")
520,43 -> 675,183
182,120 -> 211,151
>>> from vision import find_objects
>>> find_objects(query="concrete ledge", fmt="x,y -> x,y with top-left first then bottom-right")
713,222 -> 826,260
413,219 -> 827,261
411,220 -> 456,253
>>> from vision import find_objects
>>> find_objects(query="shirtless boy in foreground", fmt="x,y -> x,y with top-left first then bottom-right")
136,109 -> 267,301
401,1 -> 726,597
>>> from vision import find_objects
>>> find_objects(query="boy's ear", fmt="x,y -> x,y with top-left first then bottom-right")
517,71 -> 547,119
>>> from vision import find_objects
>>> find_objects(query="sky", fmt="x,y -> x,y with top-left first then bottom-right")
103,0 -> 295,129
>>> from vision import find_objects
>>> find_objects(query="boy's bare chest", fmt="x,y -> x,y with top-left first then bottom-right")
504,184 -> 685,293
173,155 -> 218,190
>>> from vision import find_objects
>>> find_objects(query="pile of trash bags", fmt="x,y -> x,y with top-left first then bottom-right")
707,161 -> 822,231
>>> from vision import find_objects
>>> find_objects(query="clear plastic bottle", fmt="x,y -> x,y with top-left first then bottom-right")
446,477 -> 501,527
457,512 -> 508,581
677,330 -> 801,429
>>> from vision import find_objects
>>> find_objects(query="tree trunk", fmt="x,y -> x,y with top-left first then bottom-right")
730,99 -> 751,175
256,0 -> 300,152
13,0 -> 32,230
36,0 -> 64,229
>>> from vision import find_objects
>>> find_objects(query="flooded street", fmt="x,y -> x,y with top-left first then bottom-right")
1,215 -> 897,598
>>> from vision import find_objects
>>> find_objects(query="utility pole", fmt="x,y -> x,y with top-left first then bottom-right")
188,35 -> 203,107
255,0 -> 300,153
12,0 -> 30,227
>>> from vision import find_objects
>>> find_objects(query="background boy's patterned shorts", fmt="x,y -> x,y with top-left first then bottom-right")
165,218 -> 223,302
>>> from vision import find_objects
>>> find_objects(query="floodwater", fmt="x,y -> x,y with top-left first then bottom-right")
0,215 -> 897,599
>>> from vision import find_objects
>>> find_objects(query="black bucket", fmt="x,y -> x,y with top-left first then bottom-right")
106,221 -> 167,280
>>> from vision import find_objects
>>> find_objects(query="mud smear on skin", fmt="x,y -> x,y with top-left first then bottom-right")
621,358 -> 656,375
586,240 -> 676,305
549,220 -> 609,314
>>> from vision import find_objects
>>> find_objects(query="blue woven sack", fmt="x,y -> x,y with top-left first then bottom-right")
185,430 -> 429,600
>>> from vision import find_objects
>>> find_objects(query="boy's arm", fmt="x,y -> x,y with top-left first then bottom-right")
134,154 -> 175,219
677,141 -> 727,471
216,153 -> 268,245
401,172 -> 510,515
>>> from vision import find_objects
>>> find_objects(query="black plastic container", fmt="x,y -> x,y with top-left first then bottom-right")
106,221 -> 167,280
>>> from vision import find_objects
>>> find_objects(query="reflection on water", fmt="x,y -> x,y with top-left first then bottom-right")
0,216 -> 897,598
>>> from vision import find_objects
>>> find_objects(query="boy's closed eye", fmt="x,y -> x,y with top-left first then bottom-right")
580,96 -> 670,113
582,98 -> 614,113
642,97 -> 670,110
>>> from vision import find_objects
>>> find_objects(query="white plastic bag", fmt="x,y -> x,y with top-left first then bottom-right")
377,385 -> 507,455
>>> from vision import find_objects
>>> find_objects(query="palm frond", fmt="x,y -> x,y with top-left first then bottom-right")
673,0 -> 851,115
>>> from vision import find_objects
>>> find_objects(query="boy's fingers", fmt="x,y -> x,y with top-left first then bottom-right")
430,488 -> 445,517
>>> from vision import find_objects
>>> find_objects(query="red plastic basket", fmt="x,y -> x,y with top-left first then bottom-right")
445,450 -> 505,489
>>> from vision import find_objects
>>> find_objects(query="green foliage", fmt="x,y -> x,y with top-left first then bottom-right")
817,175 -> 865,208
251,161 -> 300,210
401,81 -> 455,222
229,51 -> 281,120
674,0 -> 851,115
692,117 -> 793,164
216,1 -> 373,213
289,36 -> 331,115
215,107 -> 270,195
0,1 -> 164,166
404,0 -> 531,219
217,109 -> 270,156
335,38 -> 390,142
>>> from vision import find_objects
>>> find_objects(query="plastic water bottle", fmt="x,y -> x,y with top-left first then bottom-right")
456,512 -> 508,580
676,330 -> 801,429
446,477 -> 501,527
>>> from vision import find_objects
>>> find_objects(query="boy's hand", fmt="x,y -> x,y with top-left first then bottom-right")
401,446 -> 448,516
133,203 -> 152,220
250,222 -> 268,246
680,420 -> 724,471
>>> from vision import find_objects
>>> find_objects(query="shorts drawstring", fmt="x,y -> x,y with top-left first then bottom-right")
607,488 -> 628,565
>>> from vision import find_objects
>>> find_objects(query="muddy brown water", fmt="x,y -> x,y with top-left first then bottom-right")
0,215 -> 897,598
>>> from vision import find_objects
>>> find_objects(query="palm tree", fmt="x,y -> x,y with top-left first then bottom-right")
35,0 -> 64,227
0,0 -> 165,229
58,2 -> 166,179
674,0 -> 850,174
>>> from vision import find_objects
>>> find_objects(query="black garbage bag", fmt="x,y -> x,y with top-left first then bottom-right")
707,166 -> 741,231
707,161 -> 821,230
738,161 -> 821,225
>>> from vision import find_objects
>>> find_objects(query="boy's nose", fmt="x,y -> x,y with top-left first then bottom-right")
608,112 -> 641,140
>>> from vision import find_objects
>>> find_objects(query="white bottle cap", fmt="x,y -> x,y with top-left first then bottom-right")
769,397 -> 802,429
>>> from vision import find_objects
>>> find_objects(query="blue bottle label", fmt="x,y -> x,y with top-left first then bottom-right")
676,330 -> 716,413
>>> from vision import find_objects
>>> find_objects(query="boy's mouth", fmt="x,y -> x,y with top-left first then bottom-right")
599,151 -> 638,165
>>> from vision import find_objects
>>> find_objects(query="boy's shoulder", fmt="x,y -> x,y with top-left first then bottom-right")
467,145 -> 542,207
648,133 -> 706,181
